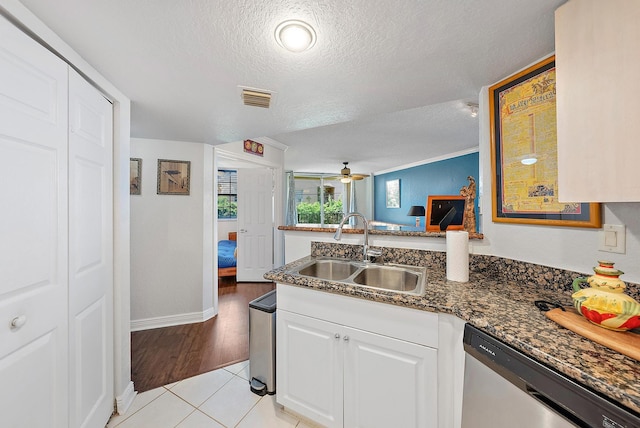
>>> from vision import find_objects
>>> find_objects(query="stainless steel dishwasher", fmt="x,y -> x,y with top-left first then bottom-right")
461,324 -> 640,428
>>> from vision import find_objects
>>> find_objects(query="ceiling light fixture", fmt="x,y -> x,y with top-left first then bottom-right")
275,20 -> 316,52
521,157 -> 538,165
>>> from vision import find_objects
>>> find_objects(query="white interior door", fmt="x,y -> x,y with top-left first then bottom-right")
0,15 -> 70,427
68,70 -> 114,428
236,168 -> 273,282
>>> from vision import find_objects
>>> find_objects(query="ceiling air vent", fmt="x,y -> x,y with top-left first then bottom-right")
241,88 -> 272,108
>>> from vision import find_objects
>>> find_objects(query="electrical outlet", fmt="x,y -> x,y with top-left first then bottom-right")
599,224 -> 626,254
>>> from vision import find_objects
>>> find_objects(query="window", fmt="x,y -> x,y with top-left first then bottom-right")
218,169 -> 237,219
294,175 -> 345,225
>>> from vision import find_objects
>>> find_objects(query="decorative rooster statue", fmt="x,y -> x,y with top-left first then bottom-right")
460,176 -> 476,233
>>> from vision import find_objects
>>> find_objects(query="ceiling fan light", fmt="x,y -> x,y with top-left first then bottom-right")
340,177 -> 352,184
275,20 -> 316,52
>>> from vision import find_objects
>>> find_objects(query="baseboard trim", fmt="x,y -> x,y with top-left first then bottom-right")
115,381 -> 136,415
131,308 -> 217,331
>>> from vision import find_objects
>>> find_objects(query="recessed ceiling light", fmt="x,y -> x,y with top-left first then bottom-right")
275,20 -> 316,52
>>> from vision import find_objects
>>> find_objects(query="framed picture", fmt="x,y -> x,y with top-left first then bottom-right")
386,179 -> 400,208
489,55 -> 601,228
426,195 -> 466,232
130,158 -> 141,195
157,159 -> 190,195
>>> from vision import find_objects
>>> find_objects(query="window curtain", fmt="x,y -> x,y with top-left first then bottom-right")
348,181 -> 357,226
285,171 -> 297,225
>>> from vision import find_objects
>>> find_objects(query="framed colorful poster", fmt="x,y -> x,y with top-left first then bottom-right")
489,55 -> 600,228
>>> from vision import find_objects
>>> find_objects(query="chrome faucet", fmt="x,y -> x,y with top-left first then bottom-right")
334,212 -> 382,262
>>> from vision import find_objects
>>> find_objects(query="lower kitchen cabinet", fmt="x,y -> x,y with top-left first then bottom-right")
277,287 -> 439,428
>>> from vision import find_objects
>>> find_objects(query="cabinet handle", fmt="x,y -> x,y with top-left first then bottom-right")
343,335 -> 349,342
10,315 -> 27,330
334,333 -> 340,339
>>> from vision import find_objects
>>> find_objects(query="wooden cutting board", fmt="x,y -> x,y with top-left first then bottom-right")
546,307 -> 640,362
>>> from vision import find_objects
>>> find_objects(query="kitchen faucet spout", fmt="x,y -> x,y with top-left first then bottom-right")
333,212 -> 381,262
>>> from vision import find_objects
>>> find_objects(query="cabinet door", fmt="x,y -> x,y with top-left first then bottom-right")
277,310 -> 343,428
556,0 -> 640,201
0,14 -> 69,428
343,326 -> 438,428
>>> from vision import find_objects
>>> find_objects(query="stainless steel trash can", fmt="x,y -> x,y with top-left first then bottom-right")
248,289 -> 276,395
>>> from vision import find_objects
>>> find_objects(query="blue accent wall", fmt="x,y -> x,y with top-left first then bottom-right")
374,152 -> 479,226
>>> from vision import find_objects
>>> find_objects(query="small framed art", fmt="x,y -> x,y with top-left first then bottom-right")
157,159 -> 190,195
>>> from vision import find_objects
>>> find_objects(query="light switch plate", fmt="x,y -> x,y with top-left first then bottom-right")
599,224 -> 626,254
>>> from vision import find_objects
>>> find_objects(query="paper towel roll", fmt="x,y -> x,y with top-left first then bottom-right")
446,230 -> 469,282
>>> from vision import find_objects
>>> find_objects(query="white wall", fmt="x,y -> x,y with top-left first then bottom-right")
218,220 -> 238,240
130,138 -> 215,329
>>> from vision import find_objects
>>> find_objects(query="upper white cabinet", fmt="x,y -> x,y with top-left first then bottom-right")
555,0 -> 640,202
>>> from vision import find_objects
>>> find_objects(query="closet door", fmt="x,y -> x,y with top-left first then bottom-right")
0,14 -> 69,428
68,70 -> 114,428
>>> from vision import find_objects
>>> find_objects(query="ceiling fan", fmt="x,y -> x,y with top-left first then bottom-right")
335,162 -> 368,183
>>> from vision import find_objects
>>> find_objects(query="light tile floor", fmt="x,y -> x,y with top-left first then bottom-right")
107,361 -> 317,428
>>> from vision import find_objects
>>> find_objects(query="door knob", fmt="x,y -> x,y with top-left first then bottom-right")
10,315 -> 27,330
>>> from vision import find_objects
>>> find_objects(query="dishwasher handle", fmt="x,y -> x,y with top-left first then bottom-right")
525,385 -> 586,427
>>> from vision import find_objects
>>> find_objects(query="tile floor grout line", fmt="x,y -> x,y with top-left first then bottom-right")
109,362 -> 253,428
167,370 -> 237,409
107,388 -> 169,427
195,371 -> 254,428
231,394 -> 264,428
172,407 -> 198,428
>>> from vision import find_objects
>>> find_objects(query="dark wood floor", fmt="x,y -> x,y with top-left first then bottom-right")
131,279 -> 276,392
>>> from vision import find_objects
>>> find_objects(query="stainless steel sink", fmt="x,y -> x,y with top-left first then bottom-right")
352,265 -> 420,292
290,258 -> 426,295
297,259 -> 359,281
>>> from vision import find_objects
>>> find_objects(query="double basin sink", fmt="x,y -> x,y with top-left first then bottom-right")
289,257 -> 427,295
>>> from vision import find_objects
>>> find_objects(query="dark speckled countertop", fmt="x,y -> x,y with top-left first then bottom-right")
264,242 -> 640,416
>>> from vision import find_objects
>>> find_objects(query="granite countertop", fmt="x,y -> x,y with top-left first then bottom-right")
264,242 -> 640,415
277,225 -> 485,240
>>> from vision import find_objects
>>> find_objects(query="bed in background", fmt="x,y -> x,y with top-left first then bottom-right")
218,231 -> 237,277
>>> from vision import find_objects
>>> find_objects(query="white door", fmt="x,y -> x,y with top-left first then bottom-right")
343,326 -> 438,428
236,168 -> 273,281
68,70 -> 114,428
277,311 -> 344,428
0,15 -> 70,428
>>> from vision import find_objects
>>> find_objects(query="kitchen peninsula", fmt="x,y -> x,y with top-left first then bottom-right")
266,241 -> 640,426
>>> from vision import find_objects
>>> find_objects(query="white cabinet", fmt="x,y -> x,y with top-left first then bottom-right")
278,312 -> 343,428
555,0 -> 640,202
277,284 -> 439,428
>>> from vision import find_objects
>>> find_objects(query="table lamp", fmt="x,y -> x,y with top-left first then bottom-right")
407,205 -> 425,227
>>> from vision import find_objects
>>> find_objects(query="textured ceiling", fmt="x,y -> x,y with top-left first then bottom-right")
18,0 -> 566,174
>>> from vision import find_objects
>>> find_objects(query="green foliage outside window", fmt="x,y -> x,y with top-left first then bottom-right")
297,199 -> 344,224
218,196 -> 237,219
